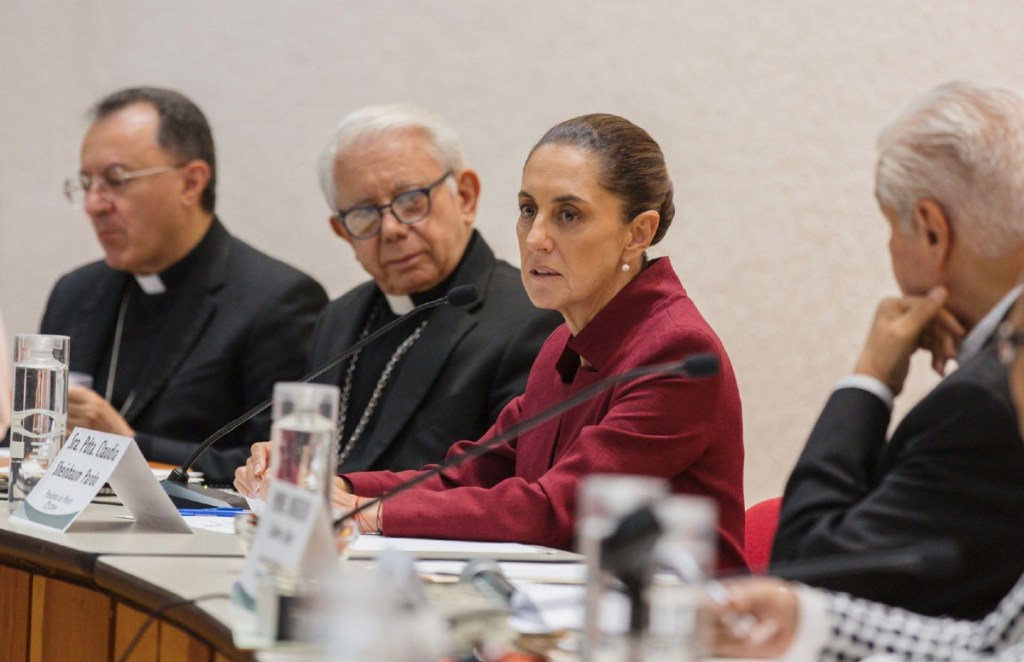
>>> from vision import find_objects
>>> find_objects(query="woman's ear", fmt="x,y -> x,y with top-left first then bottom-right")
623,210 -> 660,263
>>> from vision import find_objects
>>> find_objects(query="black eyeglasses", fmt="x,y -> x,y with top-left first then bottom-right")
336,171 -> 452,240
997,320 -> 1024,366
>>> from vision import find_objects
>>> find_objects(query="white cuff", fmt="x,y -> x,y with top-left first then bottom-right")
835,374 -> 894,411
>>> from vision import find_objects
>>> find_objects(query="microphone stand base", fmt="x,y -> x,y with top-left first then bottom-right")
161,480 -> 247,509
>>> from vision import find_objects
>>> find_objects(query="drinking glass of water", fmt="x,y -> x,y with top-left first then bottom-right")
8,334 -> 69,507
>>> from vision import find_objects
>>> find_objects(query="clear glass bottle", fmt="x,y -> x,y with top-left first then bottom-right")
259,382 -> 340,641
269,382 -> 340,501
646,495 -> 718,662
8,334 -> 69,508
578,474 -> 669,662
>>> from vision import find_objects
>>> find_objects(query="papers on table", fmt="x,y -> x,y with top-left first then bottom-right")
350,535 -> 574,560
0,461 -> 200,496
149,467 -> 203,482
415,559 -> 587,634
416,559 -> 586,584
511,583 -> 586,633
182,514 -> 240,534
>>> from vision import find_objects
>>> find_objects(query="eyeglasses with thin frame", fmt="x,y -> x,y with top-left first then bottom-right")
63,163 -> 185,208
336,170 -> 453,240
996,319 -> 1024,366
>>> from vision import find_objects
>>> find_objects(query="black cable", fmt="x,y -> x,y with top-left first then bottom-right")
117,591 -> 230,662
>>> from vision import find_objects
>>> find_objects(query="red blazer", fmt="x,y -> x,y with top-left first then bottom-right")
346,258 -> 746,570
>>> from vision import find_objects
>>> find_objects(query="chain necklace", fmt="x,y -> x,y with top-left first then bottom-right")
336,307 -> 429,467
104,288 -> 138,416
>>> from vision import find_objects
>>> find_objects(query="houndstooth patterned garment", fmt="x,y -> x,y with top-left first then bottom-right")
819,574 -> 1024,660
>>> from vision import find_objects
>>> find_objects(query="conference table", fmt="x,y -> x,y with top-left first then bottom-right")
0,502 -> 250,661
0,494 -> 755,662
0,500 -> 592,661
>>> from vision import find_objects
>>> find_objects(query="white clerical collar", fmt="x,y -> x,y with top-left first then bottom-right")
385,294 -> 415,315
134,273 -> 167,295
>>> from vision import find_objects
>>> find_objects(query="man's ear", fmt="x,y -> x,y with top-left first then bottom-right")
179,160 -> 211,208
453,168 -> 481,226
622,210 -> 660,263
914,199 -> 952,263
329,215 -> 353,246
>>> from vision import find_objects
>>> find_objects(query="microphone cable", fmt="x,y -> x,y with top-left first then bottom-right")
164,285 -> 478,487
336,353 -> 720,529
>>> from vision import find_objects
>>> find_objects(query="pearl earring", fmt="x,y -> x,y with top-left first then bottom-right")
621,263 -> 630,273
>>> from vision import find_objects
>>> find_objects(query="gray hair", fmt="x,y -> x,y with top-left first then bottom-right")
317,103 -> 466,210
875,80 -> 1024,258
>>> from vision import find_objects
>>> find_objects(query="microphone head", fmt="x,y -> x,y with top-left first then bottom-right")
460,557 -> 516,605
600,505 -> 663,584
446,285 -> 479,307
460,557 -> 504,583
679,353 -> 719,378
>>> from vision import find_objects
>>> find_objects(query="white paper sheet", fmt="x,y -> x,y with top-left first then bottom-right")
182,514 -> 239,534
415,560 -> 586,583
351,535 -> 555,556
509,583 -> 586,633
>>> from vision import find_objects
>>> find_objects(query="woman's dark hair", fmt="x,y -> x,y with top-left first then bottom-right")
91,87 -> 217,213
529,113 -> 675,245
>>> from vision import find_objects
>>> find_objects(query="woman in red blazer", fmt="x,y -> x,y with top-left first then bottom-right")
237,114 -> 747,569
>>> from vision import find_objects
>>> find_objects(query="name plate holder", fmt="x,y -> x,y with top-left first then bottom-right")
237,481 -> 335,599
11,427 -> 190,533
232,481 -> 336,646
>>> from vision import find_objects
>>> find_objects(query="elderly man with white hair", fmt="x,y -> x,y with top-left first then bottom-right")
769,81 -> 1024,621
236,104 -> 559,493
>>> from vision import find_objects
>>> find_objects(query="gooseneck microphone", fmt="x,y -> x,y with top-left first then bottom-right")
335,352 -> 721,529
161,285 -> 480,509
460,558 -> 517,607
600,503 -> 963,644
598,504 -> 664,639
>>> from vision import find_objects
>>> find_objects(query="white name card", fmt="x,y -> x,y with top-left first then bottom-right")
237,480 -> 335,600
11,428 -> 189,533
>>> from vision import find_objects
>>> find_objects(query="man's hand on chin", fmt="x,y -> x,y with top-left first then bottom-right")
854,286 -> 965,396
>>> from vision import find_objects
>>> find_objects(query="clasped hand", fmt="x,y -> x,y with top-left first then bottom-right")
233,441 -> 377,529
67,386 -> 135,437
854,286 -> 965,396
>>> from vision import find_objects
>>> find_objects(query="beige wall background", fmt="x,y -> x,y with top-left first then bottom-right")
2,1 -> 1022,504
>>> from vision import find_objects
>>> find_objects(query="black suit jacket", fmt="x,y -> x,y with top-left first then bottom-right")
772,342 -> 1024,618
39,220 -> 328,484
309,232 -> 561,473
